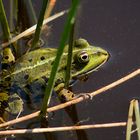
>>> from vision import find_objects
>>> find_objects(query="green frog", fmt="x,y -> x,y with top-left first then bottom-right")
0,38 -> 109,114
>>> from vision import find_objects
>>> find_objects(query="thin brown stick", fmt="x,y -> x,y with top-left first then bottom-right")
44,0 -> 56,19
0,69 -> 139,128
0,122 -> 127,135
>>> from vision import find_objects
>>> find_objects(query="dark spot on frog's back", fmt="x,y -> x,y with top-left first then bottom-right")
24,74 -> 29,80
40,56 -> 45,60
5,76 -> 11,81
28,58 -> 32,62
4,56 -> 9,60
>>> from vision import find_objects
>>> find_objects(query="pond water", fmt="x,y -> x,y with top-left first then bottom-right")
47,1 -> 140,139
2,0 -> 140,140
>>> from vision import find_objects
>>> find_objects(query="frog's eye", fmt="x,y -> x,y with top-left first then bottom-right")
78,52 -> 89,63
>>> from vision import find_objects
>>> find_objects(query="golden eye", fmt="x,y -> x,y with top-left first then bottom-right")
78,51 -> 89,63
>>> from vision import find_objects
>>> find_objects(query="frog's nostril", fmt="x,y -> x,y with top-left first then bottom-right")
101,51 -> 109,57
97,52 -> 101,55
103,52 -> 110,61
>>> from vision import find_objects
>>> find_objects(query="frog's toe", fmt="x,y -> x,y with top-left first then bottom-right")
74,93 -> 93,100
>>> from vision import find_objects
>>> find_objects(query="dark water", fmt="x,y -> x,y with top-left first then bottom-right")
3,0 -> 140,140
48,0 -> 140,140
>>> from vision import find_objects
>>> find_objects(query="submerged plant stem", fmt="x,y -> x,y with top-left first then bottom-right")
25,0 -> 37,24
9,0 -> 18,31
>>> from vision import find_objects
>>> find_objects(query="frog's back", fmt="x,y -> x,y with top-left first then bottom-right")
2,48 -> 57,87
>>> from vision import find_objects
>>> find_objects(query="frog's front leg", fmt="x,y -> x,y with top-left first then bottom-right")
54,83 -> 75,102
21,86 -> 39,110
0,91 -> 23,123
6,93 -> 24,116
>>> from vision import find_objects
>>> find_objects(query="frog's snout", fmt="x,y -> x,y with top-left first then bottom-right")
94,50 -> 109,57
101,50 -> 110,59
106,52 -> 110,61
95,47 -> 110,61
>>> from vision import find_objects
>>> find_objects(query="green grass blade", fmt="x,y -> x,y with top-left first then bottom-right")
126,100 -> 134,140
40,0 -> 79,118
0,0 -> 11,40
134,100 -> 140,140
64,18 -> 76,88
31,0 -> 49,49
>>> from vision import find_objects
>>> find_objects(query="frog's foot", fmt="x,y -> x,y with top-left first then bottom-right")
74,93 -> 93,100
0,91 -> 24,124
0,117 -> 6,123
58,89 -> 75,102
6,93 -> 24,115
16,108 -> 23,119
54,83 -> 74,102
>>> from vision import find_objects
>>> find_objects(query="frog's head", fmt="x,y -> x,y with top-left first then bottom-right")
71,38 -> 109,79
